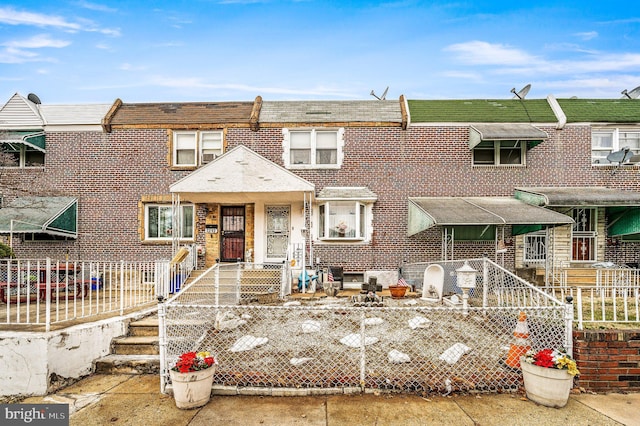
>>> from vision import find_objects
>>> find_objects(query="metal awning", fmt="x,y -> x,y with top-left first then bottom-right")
0,131 -> 46,152
0,196 -> 77,238
469,124 -> 548,149
514,187 -> 640,207
408,197 -> 573,236
316,187 -> 378,201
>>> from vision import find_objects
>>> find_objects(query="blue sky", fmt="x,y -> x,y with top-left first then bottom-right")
1,1 -> 640,104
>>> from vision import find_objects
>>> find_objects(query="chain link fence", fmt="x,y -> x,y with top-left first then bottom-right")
160,258 -> 569,396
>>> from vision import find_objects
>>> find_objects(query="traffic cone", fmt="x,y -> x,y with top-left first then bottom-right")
505,311 -> 531,368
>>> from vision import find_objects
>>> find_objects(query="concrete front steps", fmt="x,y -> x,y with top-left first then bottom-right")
94,316 -> 160,374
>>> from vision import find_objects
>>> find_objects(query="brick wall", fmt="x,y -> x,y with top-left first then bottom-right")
3,121 -> 640,270
573,329 -> 640,391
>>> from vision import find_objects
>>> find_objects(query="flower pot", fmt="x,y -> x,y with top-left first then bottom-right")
170,365 -> 216,409
520,357 -> 573,408
388,286 -> 408,299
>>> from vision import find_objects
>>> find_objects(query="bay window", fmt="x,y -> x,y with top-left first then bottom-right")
318,201 -> 366,240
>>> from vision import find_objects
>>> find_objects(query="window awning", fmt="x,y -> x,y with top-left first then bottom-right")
0,196 -> 77,238
607,207 -> 640,237
316,187 -> 378,202
469,124 -> 548,149
0,131 -> 46,152
514,187 -> 640,207
407,197 -> 573,236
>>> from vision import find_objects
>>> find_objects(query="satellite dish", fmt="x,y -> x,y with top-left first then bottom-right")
511,84 -> 531,99
621,86 -> 640,99
27,93 -> 41,104
370,86 -> 389,100
607,147 -> 632,175
607,147 -> 631,164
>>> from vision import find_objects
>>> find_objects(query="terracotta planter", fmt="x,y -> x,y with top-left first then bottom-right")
520,357 -> 573,408
170,365 -> 216,409
388,286 -> 408,299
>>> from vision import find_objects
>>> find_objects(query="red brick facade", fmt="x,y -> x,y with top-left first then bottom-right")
573,329 -> 640,391
2,106 -> 639,273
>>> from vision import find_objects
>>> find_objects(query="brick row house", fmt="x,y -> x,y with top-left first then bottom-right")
0,92 -> 639,288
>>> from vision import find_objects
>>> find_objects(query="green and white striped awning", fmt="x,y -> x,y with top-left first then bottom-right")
0,131 -> 46,152
0,196 -> 77,238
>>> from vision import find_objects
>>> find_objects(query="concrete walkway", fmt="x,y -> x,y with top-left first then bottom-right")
20,374 -> 640,426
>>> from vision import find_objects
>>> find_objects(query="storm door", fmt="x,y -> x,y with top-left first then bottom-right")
266,205 -> 290,261
221,206 -> 245,262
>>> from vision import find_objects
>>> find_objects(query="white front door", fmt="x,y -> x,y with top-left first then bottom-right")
266,205 -> 290,261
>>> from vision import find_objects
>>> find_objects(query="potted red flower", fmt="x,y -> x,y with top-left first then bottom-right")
521,348 -> 579,408
169,351 -> 217,409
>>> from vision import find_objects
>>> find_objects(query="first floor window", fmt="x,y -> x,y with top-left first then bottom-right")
146,204 -> 194,240
318,201 -> 366,240
524,231 -> 547,263
473,140 -> 525,165
1,144 -> 44,167
572,208 -> 596,261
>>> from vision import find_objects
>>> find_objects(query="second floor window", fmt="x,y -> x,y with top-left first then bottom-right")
1,144 -> 45,167
592,129 -> 640,165
283,128 -> 343,169
473,140 -> 525,166
173,131 -> 223,167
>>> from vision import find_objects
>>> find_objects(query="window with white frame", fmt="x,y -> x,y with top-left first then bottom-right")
145,204 -> 194,240
283,128 -> 343,169
524,231 -> 547,263
318,201 -> 367,240
592,129 -> 640,164
473,140 -> 525,165
173,131 -> 223,167
1,144 -> 44,167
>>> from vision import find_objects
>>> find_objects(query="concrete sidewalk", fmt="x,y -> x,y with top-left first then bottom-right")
20,374 -> 640,426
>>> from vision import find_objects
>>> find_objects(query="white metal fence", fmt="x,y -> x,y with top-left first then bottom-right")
1,258 -> 165,330
159,258 -> 571,396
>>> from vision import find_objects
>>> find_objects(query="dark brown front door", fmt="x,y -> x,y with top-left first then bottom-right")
221,206 -> 245,262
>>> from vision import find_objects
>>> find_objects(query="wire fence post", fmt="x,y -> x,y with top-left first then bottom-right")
158,295 -> 168,394
565,295 -> 574,357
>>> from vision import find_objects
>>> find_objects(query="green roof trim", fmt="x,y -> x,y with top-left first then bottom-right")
407,99 -> 557,123
0,196 -> 77,238
556,98 -> 640,123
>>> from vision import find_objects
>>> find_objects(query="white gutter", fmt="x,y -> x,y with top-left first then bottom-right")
546,94 -> 566,130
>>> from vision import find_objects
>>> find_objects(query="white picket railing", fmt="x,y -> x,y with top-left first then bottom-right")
0,258 -> 175,331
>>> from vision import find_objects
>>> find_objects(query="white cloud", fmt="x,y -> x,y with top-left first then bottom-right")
574,31 -> 598,41
2,34 -> 70,49
444,41 -> 538,65
0,6 -> 120,36
74,1 -> 117,13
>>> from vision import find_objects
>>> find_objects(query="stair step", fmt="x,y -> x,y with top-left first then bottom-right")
112,335 -> 159,355
128,318 -> 159,336
94,354 -> 160,374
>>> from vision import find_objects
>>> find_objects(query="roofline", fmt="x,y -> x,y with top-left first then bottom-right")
102,98 -> 123,133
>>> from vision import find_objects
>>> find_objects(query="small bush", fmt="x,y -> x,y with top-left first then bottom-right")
0,242 -> 15,259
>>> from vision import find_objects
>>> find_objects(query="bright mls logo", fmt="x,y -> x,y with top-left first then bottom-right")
1,404 -> 68,425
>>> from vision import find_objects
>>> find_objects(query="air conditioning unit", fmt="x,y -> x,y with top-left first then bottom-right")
202,153 -> 217,164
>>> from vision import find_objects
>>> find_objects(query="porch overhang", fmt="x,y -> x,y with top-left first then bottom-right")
514,187 -> 640,207
0,196 -> 77,238
469,123 -> 547,149
170,145 -> 315,203
407,197 -> 573,237
0,131 -> 46,152
515,187 -> 640,237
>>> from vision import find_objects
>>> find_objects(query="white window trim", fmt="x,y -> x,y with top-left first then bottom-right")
592,128 -> 640,165
315,200 -> 373,242
282,128 -> 344,169
172,130 -> 224,167
199,131 -> 223,165
472,140 -> 527,166
144,204 -> 195,241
